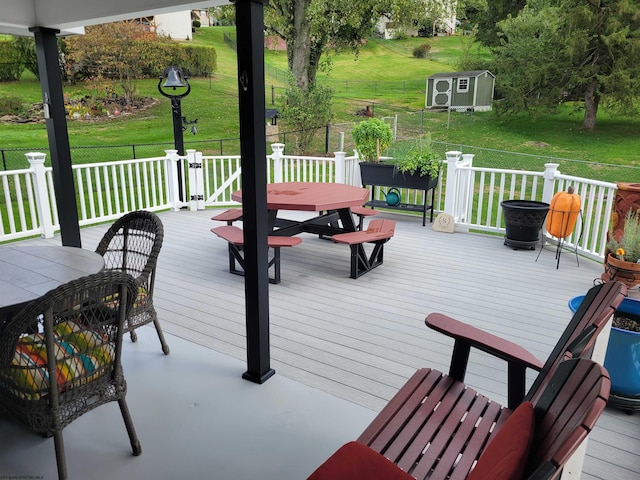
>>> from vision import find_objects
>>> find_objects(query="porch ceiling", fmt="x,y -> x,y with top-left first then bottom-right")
0,0 -> 225,37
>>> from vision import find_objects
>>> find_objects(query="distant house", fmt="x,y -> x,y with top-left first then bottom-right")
426,70 -> 495,112
155,11 -> 192,40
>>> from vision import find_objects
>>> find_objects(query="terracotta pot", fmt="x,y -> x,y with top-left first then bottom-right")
602,253 -> 640,288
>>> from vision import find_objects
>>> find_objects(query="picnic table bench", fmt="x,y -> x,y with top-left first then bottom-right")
214,206 -> 379,232
211,208 -> 243,225
350,206 -> 379,230
332,219 -> 395,278
210,225 -> 301,284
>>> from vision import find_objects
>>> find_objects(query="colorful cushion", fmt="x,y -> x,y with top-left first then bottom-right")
307,441 -> 414,480
467,401 -> 535,480
103,285 -> 148,310
134,286 -> 148,309
2,319 -> 115,401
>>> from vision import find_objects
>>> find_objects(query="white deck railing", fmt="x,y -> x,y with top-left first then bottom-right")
0,152 -> 179,242
0,145 -> 618,261
443,152 -> 617,261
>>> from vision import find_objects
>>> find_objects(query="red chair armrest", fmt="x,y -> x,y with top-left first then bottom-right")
427,313 -> 543,369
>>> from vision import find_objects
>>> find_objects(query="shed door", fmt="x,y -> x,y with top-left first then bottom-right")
432,79 -> 451,107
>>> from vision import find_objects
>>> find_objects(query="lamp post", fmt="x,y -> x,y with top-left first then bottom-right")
158,66 -> 191,202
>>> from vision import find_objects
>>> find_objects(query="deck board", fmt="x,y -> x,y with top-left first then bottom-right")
15,207 -> 640,479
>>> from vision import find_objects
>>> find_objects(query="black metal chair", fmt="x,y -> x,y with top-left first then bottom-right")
95,210 -> 169,354
0,271 -> 142,480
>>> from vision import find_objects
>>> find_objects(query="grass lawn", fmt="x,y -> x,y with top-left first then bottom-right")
1,26 -> 639,180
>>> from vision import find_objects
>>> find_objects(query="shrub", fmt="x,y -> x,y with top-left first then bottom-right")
64,25 -> 217,96
0,96 -> 24,115
393,30 -> 409,40
413,43 -> 432,59
192,20 -> 201,28
280,79 -> 334,153
0,41 -> 23,81
180,45 -> 217,77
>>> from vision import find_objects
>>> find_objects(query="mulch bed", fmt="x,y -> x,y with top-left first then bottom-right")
1,97 -> 159,124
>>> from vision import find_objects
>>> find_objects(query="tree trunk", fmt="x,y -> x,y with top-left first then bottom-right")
286,0 -> 313,91
582,80 -> 600,131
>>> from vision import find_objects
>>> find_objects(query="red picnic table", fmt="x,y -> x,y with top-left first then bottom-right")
226,182 -> 395,279
232,182 -> 371,237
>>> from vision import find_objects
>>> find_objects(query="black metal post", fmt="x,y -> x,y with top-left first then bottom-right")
233,0 -> 274,384
170,96 -> 185,201
325,124 -> 330,154
30,27 -> 81,247
158,68 -> 191,203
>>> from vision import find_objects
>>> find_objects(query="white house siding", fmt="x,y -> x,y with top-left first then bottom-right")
155,11 -> 192,40
376,0 -> 457,38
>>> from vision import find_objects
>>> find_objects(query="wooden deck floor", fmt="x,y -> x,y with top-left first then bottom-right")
13,208 -> 640,479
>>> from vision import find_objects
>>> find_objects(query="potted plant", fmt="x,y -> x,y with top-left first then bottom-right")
353,121 -> 441,190
569,294 -> 640,412
602,208 -> 640,288
352,117 -> 394,164
394,140 -> 442,180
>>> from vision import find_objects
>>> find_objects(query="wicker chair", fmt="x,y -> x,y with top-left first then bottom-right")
0,271 -> 142,480
95,210 -> 169,354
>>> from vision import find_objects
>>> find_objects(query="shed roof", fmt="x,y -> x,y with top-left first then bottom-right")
428,70 -> 495,80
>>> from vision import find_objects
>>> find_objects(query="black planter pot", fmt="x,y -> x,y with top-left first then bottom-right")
359,162 -> 437,191
359,162 -> 438,225
501,200 -> 550,250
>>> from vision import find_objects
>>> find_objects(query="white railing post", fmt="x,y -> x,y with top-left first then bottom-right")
458,154 -> 475,223
195,151 -> 205,210
165,149 -> 181,211
271,143 -> 285,183
334,151 -> 346,184
443,151 -> 462,217
542,163 -> 560,204
25,152 -> 54,238
186,150 -> 205,211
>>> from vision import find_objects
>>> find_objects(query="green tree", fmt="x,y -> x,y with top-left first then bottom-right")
280,77 -> 333,153
209,5 -> 236,26
476,0 -> 526,47
457,0 -> 488,29
492,0 -> 640,131
491,2 -> 568,115
264,0 -> 434,92
563,0 -> 640,130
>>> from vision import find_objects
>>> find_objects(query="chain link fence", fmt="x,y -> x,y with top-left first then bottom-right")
4,108 -> 640,184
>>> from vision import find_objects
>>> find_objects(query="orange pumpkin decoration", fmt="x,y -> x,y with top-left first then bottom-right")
546,186 -> 581,238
